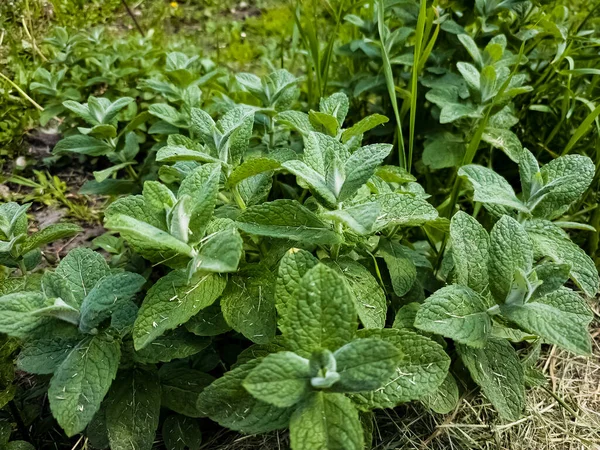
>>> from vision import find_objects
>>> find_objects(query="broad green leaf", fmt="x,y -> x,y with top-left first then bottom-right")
421,373 -> 459,414
303,132 -> 347,176
379,239 -> 417,297
221,268 -> 277,345
530,262 -> 570,300
321,202 -> 379,235
338,144 -> 392,201
333,338 -> 399,392
457,62 -> 480,91
415,285 -> 492,347
532,155 -> 595,219
282,160 -> 337,208
482,128 -> 522,162
54,135 -> 113,156
525,220 -> 599,297
489,216 -> 533,301
375,165 -> 416,183
422,132 -> 465,169
282,264 -> 357,357
159,365 -> 214,418
290,392 -> 363,450
275,248 -> 319,318
458,165 -> 528,212
0,292 -> 49,338
518,149 -> 540,201
320,92 -> 349,125
243,351 -> 311,407
149,103 -> 186,128
190,229 -> 243,274
480,65 -> 497,102
450,211 -> 489,294
134,328 -> 210,363
185,301 -> 231,336
501,288 -> 593,355
49,334 -> 120,436
17,335 -> 79,374
143,181 -> 176,211
156,145 -> 220,164
341,114 -> 389,143
198,359 -> 292,433
371,193 -> 438,229
237,200 -> 342,245
133,270 -> 227,349
309,110 -> 339,136
21,223 -> 82,254
105,214 -> 194,258
275,110 -> 313,135
106,369 -> 161,450
162,415 -> 202,450
79,272 -> 146,333
458,34 -> 483,66
457,338 -> 525,421
227,157 -> 282,187
52,248 -> 111,306
352,329 -> 449,409
93,162 -> 134,183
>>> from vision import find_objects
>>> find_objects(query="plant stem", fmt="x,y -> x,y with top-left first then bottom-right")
231,185 -> 246,210
0,72 -> 44,111
121,0 -> 145,37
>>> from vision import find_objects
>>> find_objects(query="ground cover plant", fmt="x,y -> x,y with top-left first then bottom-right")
0,0 -> 600,449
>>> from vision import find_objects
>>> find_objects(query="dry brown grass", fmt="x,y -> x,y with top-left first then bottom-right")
203,311 -> 600,450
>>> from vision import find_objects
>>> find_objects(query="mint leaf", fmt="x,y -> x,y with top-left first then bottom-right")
17,336 -> 79,374
525,219 -> 599,296
54,135 -> 113,156
282,160 -> 337,208
481,128 -> 522,162
275,248 -> 318,319
333,338 -> 399,393
53,248 -> 110,306
352,329 -> 450,409
282,264 -> 357,357
133,270 -> 226,349
243,351 -> 311,407
327,257 -> 387,329
198,359 -> 292,433
134,328 -> 210,363
450,211 -> 490,294
237,200 -> 341,245
501,287 -> 593,355
227,157 -> 282,187
190,229 -> 243,273
162,415 -> 203,450
49,334 -> 120,436
421,373 -> 459,414
289,392 -> 363,450
321,202 -> 379,235
106,369 -> 161,450
341,114 -> 389,143
0,292 -> 50,338
338,144 -> 392,201
21,223 -> 81,254
79,272 -> 146,333
415,285 -> 492,347
185,301 -> 231,336
320,92 -> 349,125
371,193 -> 438,229
379,239 -> 417,297
489,216 -> 533,301
457,338 -> 525,421
458,165 -> 528,212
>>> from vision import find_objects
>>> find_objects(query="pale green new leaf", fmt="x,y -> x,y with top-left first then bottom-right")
243,351 -> 311,407
338,144 -> 392,201
482,128 -> 522,162
341,114 -> 389,143
290,392 -> 363,450
415,285 -> 492,347
49,334 -> 120,436
371,193 -> 438,230
457,338 -> 525,421
191,229 -> 243,273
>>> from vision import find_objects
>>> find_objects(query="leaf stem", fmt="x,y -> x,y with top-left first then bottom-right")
231,185 -> 246,211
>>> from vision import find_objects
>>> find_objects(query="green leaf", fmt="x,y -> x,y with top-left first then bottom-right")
532,155 -> 595,219
480,65 -> 497,102
489,216 -> 533,301
106,369 -> 161,450
159,364 -> 214,418
525,220 -> 599,297
320,92 -> 349,125
282,264 -> 357,357
290,392 -> 363,450
243,351 -> 311,407
458,165 -> 528,212
53,135 -> 113,156
275,248 -> 319,318
415,285 -> 492,347
227,157 -> 282,187
482,128 -> 522,163
105,214 -> 194,258
352,329 -> 450,409
333,338 -> 400,393
190,229 -> 243,274
198,359 -> 292,433
421,373 -> 459,414
17,335 -> 79,374
326,257 -> 387,329
185,301 -> 231,336
133,270 -> 227,349
162,415 -> 202,450
379,239 -> 417,297
275,110 -> 313,135
149,103 -> 186,128
501,288 -> 593,355
237,200 -> 341,245
341,114 -> 389,143
21,223 -> 82,254
422,132 -> 465,169
321,202 -> 379,235
371,193 -> 438,229
450,211 -> 489,294
49,334 -> 120,436
282,160 -> 337,208
0,292 -> 49,338
309,110 -> 339,136
457,338 -> 525,421
338,144 -> 392,201
52,248 -> 110,306
79,272 -> 146,333
134,328 -> 210,363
